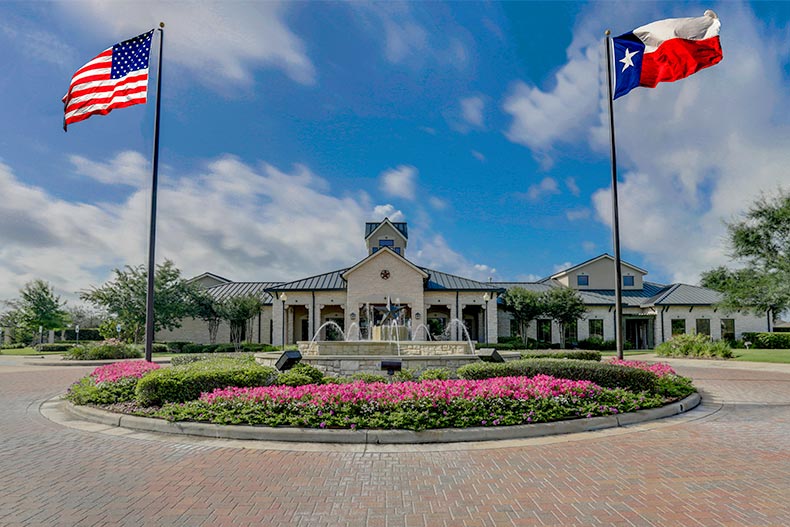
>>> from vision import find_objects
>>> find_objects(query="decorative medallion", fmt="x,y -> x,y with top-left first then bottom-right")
380,269 -> 390,280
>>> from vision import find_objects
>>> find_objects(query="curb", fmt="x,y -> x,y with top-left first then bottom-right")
62,392 -> 701,445
25,357 -> 171,367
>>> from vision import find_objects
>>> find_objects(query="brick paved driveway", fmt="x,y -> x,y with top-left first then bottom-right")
1,358 -> 788,527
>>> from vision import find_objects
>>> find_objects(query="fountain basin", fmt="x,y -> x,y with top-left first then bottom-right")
298,340 -> 472,356
256,350 -> 521,377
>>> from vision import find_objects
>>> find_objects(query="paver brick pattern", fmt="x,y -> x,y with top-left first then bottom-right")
0,361 -> 788,526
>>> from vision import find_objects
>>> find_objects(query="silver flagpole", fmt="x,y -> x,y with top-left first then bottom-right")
144,22 -> 165,363
604,30 -> 625,360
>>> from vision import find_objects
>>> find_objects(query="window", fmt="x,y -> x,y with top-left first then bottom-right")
379,239 -> 394,247
372,247 -> 378,253
564,319 -> 578,345
695,318 -> 711,336
589,319 -> 604,339
394,247 -> 401,255
623,275 -> 635,287
577,275 -> 589,286
721,319 -> 735,341
671,319 -> 685,336
537,319 -> 552,343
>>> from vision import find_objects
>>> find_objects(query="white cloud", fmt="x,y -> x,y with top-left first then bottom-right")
350,2 -> 468,70
428,197 -> 448,210
460,96 -> 485,128
525,177 -> 560,201
419,126 -> 437,135
582,241 -> 597,253
411,233 -> 497,282
471,150 -> 485,162
69,151 -> 149,188
566,208 -> 591,221
516,273 -> 542,282
372,204 -> 405,222
380,165 -> 418,200
566,177 -> 580,196
59,2 -> 315,88
0,20 -> 76,68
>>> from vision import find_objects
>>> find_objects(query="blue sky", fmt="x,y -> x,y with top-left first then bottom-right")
1,1 -> 789,301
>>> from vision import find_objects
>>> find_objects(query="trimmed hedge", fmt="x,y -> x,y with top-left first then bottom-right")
456,358 -> 658,394
135,360 -> 278,406
64,342 -> 142,360
742,332 -> 790,349
520,350 -> 601,361
39,343 -> 76,352
63,328 -> 103,341
170,352 -> 257,366
175,342 -> 279,354
0,343 -> 27,350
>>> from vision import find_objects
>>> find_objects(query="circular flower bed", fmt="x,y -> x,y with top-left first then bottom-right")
156,375 -> 664,431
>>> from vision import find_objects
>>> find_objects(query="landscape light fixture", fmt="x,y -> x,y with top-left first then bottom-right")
380,360 -> 402,376
275,350 -> 302,371
477,348 -> 504,363
280,293 -> 288,348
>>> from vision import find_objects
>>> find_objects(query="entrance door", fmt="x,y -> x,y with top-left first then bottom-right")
625,318 -> 653,349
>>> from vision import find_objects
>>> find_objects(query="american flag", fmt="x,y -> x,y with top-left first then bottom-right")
62,30 -> 154,131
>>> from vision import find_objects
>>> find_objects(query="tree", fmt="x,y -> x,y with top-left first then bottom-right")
2,280 -> 69,343
218,294 -> 263,350
541,287 -> 587,349
193,291 -> 223,344
502,287 -> 544,342
701,189 -> 790,318
66,304 -> 106,328
81,260 -> 198,343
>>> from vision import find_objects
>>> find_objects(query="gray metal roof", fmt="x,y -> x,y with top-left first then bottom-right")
205,281 -> 283,304
645,283 -> 724,306
493,281 -> 674,307
365,220 -> 408,239
269,269 -> 350,292
423,269 -> 503,291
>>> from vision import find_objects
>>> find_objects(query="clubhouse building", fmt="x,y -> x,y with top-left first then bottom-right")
158,219 -> 771,348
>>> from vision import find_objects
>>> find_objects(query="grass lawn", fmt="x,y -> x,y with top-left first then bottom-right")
731,348 -> 790,364
599,350 -> 651,357
0,347 -> 63,356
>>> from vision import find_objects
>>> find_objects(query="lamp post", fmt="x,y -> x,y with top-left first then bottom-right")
75,325 -> 80,346
280,293 -> 288,349
483,293 -> 490,344
38,325 -> 43,349
116,323 -> 122,340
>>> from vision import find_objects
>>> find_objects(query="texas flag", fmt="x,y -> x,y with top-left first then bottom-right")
613,10 -> 722,99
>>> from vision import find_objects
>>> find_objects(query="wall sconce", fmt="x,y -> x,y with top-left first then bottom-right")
414,312 -> 422,320
350,312 -> 357,320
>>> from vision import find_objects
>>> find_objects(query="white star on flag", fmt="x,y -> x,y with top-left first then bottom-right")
620,48 -> 638,72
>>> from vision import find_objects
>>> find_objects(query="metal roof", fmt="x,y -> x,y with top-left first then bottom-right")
365,219 -> 408,239
205,281 -> 283,304
646,283 -> 724,306
269,269 -> 349,292
492,281 -> 673,307
423,269 -> 503,291
544,253 -> 648,281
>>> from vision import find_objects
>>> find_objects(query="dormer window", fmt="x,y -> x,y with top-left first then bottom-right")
623,275 -> 634,286
379,239 -> 394,247
577,275 -> 589,286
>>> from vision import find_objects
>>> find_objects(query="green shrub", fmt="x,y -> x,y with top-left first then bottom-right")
66,376 -> 139,405
173,342 -> 278,354
135,360 -> 278,406
38,343 -> 76,352
0,343 -> 27,350
418,368 -> 452,381
741,332 -> 790,349
457,358 -> 658,394
350,372 -> 390,383
170,352 -> 256,366
655,334 -> 733,358
393,368 -> 416,382
63,328 -> 102,341
164,341 -> 192,353
520,350 -> 601,361
275,371 -> 315,387
322,376 -> 354,384
655,375 -> 696,399
288,363 -> 324,384
64,340 -> 142,360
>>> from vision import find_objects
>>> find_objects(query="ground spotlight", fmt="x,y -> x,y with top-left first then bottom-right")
276,350 -> 302,371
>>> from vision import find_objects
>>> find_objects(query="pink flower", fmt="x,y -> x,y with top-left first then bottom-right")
91,360 -> 160,384
608,359 -> 676,377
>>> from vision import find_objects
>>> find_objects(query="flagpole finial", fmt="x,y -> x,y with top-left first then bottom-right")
605,29 -> 611,36
159,22 -> 165,28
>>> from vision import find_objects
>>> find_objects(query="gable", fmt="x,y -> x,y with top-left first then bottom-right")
552,254 -> 647,290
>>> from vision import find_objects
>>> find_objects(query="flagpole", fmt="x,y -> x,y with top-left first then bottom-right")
604,30 -> 625,360
144,22 -> 165,363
